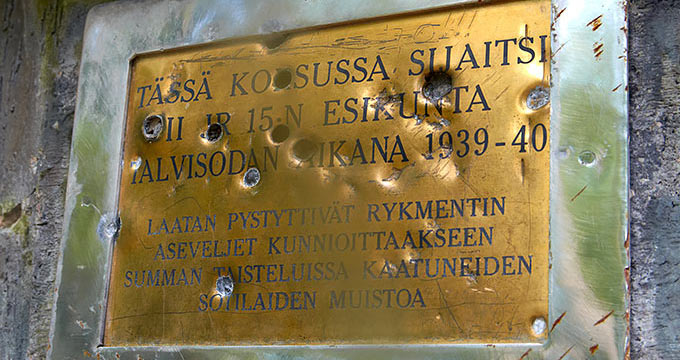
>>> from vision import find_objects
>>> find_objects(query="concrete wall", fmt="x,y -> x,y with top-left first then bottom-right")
0,0 -> 674,358
0,1 -> 107,358
629,0 -> 680,358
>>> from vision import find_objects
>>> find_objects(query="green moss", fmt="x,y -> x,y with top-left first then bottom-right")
34,0 -> 115,92
11,214 -> 30,236
34,0 -> 58,96
0,200 -> 18,214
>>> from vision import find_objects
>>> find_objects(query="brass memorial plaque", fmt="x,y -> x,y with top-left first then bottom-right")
105,0 -> 550,346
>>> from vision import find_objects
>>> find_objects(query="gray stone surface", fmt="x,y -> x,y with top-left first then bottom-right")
0,0 -> 676,358
0,1 -> 107,359
629,0 -> 680,358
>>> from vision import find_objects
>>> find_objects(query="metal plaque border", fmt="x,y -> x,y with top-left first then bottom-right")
49,0 -> 629,358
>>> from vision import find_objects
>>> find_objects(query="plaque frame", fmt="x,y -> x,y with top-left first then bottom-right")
49,0 -> 629,358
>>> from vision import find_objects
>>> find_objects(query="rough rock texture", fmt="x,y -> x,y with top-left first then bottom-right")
629,0 -> 680,358
0,0 -> 675,358
0,1 -> 108,359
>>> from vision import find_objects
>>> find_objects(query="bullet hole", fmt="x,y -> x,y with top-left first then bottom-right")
578,150 -> 597,167
526,86 -> 550,110
270,124 -> 290,143
422,71 -> 453,102
292,139 -> 316,161
130,157 -> 142,170
263,32 -> 289,49
216,275 -> 234,297
531,317 -> 547,336
205,123 -> 223,143
243,168 -> 261,188
142,114 -> 164,142
97,212 -> 120,243
273,68 -> 292,89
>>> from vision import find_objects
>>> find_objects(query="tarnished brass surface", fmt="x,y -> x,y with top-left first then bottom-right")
105,0 -> 550,346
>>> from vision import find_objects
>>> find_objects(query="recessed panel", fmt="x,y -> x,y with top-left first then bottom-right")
105,0 -> 550,346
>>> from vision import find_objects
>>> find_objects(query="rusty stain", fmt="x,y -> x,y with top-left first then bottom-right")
624,232 -> 630,249
590,344 -> 599,354
116,353 -> 120,359
555,7 -> 566,21
551,311 -> 567,333
519,348 -> 532,360
570,185 -> 588,202
558,345 -> 574,360
76,320 -> 86,329
587,15 -> 603,31
621,25 -> 628,35
84,350 -> 92,358
594,310 -> 615,326
593,42 -> 604,59
612,84 -> 622,92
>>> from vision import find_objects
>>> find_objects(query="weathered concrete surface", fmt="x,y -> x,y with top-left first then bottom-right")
0,2 -> 38,357
629,0 -> 680,358
0,1 -> 108,359
0,0 -> 675,358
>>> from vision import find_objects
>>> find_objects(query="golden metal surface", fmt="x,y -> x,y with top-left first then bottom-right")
105,0 -> 550,346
